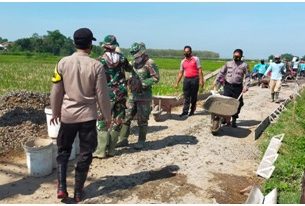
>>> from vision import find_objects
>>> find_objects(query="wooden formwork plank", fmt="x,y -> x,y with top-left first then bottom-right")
254,115 -> 270,140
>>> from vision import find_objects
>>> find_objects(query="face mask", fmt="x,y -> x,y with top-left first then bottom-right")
135,56 -> 143,64
233,56 -> 241,61
184,53 -> 191,58
275,59 -> 281,64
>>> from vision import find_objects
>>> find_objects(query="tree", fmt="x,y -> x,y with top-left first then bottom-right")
10,30 -> 74,55
91,45 -> 103,58
281,53 -> 293,61
268,55 -> 274,61
0,37 -> 8,43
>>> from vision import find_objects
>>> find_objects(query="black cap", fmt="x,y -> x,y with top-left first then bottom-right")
73,28 -> 96,49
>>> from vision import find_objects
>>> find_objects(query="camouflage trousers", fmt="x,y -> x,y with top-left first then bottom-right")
116,99 -> 152,145
93,100 -> 126,158
124,99 -> 152,127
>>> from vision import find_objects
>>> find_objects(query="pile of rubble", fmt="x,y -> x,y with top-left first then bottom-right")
0,92 -> 50,158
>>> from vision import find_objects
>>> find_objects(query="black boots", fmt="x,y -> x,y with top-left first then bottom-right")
74,170 -> 88,203
57,164 -> 68,199
274,92 -> 280,103
271,93 -> 275,102
232,117 -> 237,128
134,126 -> 147,149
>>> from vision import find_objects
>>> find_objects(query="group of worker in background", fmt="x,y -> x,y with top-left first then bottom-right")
49,27 -> 303,203
251,55 -> 305,103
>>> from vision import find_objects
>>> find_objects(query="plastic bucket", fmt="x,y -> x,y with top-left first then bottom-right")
45,107 -> 60,138
23,138 -> 53,177
51,137 -> 77,168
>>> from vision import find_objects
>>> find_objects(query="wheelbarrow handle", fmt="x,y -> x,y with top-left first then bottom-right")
237,92 -> 243,100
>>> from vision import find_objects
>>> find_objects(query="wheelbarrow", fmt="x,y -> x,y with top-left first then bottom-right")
203,92 -> 241,135
152,92 -> 212,121
151,95 -> 184,121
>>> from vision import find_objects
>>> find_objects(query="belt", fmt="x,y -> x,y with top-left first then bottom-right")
225,81 -> 242,87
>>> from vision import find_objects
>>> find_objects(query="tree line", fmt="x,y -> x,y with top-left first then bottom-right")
1,30 -> 304,60
0,30 -> 219,59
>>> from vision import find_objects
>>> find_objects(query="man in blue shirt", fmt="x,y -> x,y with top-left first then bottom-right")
264,55 -> 286,103
299,60 -> 305,77
253,59 -> 268,85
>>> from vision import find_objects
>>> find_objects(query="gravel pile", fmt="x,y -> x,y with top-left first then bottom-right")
0,92 -> 50,158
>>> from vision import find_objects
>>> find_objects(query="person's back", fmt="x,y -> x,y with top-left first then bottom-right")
57,51 -> 106,123
50,28 -> 111,203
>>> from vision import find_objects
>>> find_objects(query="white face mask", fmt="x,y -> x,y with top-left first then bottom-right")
103,52 -> 120,68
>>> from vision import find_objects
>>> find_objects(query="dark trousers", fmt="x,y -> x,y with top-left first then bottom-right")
257,73 -> 264,80
223,82 -> 244,119
57,120 -> 97,172
182,77 -> 199,114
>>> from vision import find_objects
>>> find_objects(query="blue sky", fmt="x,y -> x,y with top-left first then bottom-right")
1,2 -> 305,59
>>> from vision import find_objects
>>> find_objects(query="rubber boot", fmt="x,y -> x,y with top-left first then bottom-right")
74,170 -> 88,203
271,93 -> 275,102
231,117 -> 237,128
134,125 -> 147,150
57,164 -> 69,199
274,92 -> 280,103
116,124 -> 130,147
92,130 -> 109,158
107,130 -> 119,157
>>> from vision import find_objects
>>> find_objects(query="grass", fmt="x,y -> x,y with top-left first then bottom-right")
0,54 -> 257,96
258,89 -> 305,203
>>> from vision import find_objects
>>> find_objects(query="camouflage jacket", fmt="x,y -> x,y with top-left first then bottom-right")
128,57 -> 160,101
98,52 -> 132,103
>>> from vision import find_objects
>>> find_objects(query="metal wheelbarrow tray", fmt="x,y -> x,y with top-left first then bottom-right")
151,93 -> 212,121
203,94 -> 240,116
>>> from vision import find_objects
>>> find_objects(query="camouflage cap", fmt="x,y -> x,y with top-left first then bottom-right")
102,35 -> 119,49
130,42 -> 146,57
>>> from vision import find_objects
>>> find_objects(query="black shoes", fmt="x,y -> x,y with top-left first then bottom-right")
179,111 -> 195,117
179,112 -> 188,117
188,111 -> 195,116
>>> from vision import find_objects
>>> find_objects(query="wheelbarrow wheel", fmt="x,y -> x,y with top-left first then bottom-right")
210,115 -> 220,136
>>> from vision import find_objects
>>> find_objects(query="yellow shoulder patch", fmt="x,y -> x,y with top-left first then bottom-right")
51,65 -> 62,83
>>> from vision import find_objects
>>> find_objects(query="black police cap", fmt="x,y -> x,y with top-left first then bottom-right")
73,28 -> 96,48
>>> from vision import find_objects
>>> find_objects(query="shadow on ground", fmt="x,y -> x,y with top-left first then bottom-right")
217,126 -> 251,138
153,110 -> 210,122
237,120 -> 261,127
116,135 -> 198,155
83,165 -> 180,201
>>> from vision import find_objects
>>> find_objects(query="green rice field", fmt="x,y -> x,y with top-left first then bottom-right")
0,55 -> 256,96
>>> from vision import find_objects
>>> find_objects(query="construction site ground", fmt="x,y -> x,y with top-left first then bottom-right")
0,80 -> 303,204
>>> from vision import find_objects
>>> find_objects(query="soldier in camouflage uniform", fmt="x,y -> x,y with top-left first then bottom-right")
93,35 -> 132,158
116,42 -> 160,149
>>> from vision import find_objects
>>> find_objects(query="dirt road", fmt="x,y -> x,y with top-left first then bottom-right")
0,80 -> 301,204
